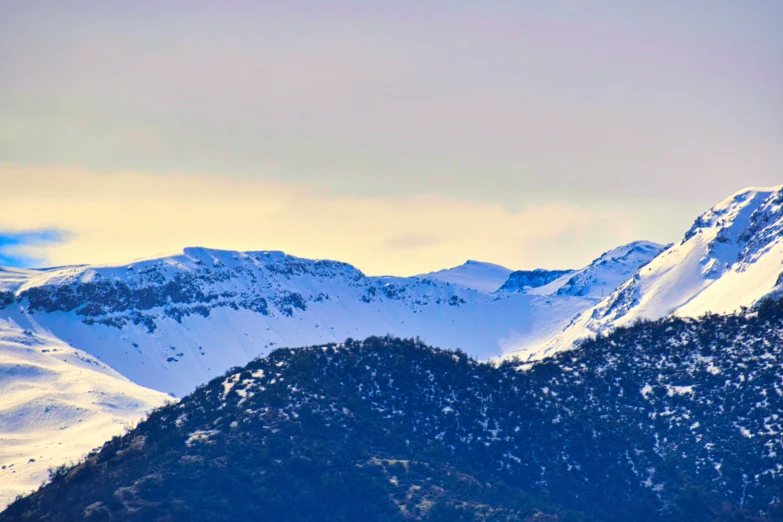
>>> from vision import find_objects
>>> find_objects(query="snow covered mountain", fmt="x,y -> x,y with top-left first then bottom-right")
0,319 -> 167,507
521,186 -> 783,360
0,239 -> 662,503
418,260 -> 512,293
5,184 -> 783,515
4,184 -> 780,513
0,243 -> 662,397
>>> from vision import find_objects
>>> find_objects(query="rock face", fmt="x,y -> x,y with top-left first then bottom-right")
523,186 -> 783,360
6,302 -> 783,521
498,268 -> 574,292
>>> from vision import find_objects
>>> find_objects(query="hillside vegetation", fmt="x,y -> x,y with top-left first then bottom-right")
4,300 -> 783,521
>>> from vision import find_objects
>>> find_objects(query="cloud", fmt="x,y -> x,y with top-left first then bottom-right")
0,229 -> 70,267
0,165 -> 648,275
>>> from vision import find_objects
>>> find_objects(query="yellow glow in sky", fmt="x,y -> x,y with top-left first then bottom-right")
0,165 -> 648,275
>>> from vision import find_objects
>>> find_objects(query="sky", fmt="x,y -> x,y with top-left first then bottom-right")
0,1 -> 781,275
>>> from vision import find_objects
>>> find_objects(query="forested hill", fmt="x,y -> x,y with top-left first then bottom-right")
4,301 -> 783,521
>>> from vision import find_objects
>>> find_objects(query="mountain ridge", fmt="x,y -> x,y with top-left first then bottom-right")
514,186 -> 783,361
0,242 -> 662,396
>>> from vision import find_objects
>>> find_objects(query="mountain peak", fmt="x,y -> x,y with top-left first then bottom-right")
529,186 -> 783,360
418,260 -> 513,293
462,259 -> 501,267
597,240 -> 666,259
725,184 -> 783,201
683,186 -> 783,244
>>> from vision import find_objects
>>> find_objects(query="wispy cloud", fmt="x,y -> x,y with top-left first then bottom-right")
0,229 -> 70,267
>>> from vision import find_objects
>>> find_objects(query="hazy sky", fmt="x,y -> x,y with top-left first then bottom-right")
1,1 -> 781,275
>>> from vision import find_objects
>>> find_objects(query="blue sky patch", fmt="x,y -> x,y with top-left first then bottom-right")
0,229 -> 69,267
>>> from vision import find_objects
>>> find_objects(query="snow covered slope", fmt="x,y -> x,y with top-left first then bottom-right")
521,186 -> 783,360
498,241 -> 665,298
418,260 -> 513,293
0,320 -> 168,508
550,241 -> 666,298
0,244 -> 660,397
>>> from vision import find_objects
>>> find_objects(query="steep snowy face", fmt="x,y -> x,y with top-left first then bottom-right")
553,241 -> 667,298
419,260 -> 513,293
0,320 -> 168,507
499,241 -> 665,298
525,186 -> 783,360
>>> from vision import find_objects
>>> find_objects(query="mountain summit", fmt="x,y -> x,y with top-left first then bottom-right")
418,260 -> 513,293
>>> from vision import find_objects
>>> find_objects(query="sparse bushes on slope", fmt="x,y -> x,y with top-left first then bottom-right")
5,298 -> 783,521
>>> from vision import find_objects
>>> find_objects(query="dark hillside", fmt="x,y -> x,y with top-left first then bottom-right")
4,300 -> 783,521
